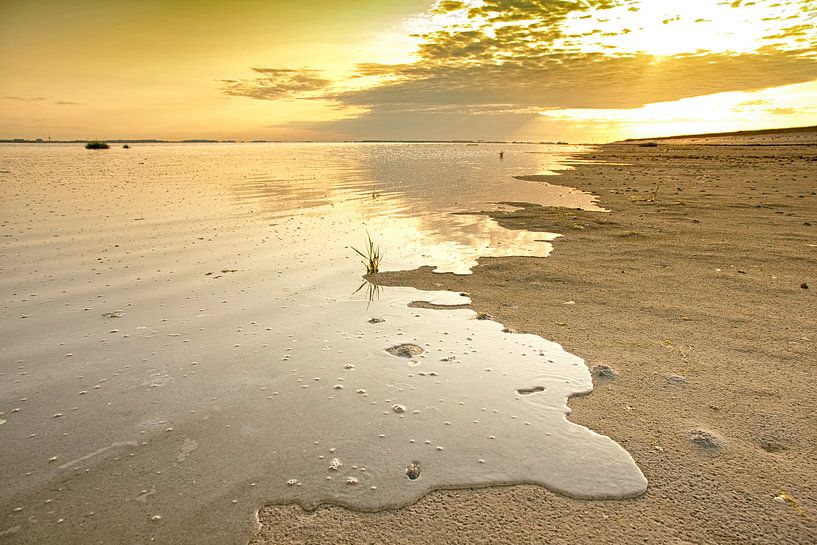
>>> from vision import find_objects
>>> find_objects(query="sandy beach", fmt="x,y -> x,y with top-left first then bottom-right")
252,134 -> 817,544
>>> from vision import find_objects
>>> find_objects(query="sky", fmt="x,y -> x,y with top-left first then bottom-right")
1,0 -> 816,142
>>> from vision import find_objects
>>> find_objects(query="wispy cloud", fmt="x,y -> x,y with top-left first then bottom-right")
3,96 -> 48,101
3,96 -> 81,105
220,67 -> 331,100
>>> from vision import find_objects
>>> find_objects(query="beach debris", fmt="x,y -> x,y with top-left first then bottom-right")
392,404 -> 406,414
344,364 -> 354,370
368,317 -> 385,324
499,151 -> 504,159
405,462 -> 421,480
516,386 -> 545,396
286,479 -> 301,487
773,491 -> 809,518
150,515 -> 162,522
801,283 -> 809,289
689,429 -> 723,450
476,313 -> 493,321
590,365 -> 618,382
345,476 -> 358,485
101,311 -> 124,319
667,374 -> 688,385
328,458 -> 342,471
385,343 -> 424,358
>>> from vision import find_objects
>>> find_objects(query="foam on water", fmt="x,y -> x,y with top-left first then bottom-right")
0,143 -> 644,544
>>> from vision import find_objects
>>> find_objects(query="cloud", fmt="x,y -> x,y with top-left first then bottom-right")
220,67 -> 331,100
3,96 -> 47,101
330,49 -> 817,111
3,96 -> 80,105
220,0 -> 817,137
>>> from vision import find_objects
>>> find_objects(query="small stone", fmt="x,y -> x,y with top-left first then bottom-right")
801,283 -> 809,289
150,515 -> 162,522
286,479 -> 301,487
368,318 -> 385,324
392,404 -> 406,414
385,344 -> 424,358
689,429 -> 723,450
406,463 -> 421,480
590,365 -> 618,382
667,374 -> 688,385
328,458 -> 342,471
345,476 -> 358,485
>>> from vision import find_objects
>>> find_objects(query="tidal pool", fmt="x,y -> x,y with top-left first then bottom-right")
0,143 -> 644,544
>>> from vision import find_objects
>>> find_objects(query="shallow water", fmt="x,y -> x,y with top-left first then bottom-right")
0,143 -> 644,544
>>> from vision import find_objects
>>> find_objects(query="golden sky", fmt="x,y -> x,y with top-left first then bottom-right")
2,0 -> 816,141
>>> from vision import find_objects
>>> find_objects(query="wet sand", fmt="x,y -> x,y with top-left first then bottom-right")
252,136 -> 817,543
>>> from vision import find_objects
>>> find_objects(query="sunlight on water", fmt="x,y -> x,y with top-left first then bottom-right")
0,143 -> 643,545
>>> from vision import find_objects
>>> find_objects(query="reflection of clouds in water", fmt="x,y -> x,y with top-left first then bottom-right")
230,142 -> 596,274
371,212 -> 558,274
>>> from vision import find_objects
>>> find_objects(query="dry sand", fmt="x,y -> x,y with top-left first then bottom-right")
251,136 -> 817,544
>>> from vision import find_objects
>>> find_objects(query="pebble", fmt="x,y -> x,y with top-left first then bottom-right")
590,365 -> 619,382
406,463 -> 421,480
689,429 -> 723,450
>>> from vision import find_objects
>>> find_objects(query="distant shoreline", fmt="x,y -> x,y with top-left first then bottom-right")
3,124 -> 816,146
0,139 -> 571,145
617,123 -> 817,142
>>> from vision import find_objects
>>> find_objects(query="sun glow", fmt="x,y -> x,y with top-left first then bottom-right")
559,0 -> 817,58
540,80 -> 817,141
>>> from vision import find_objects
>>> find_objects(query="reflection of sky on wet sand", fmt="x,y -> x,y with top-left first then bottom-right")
0,143 -> 643,545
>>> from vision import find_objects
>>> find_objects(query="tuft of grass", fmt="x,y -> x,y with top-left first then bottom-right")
351,232 -> 382,274
85,141 -> 109,149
